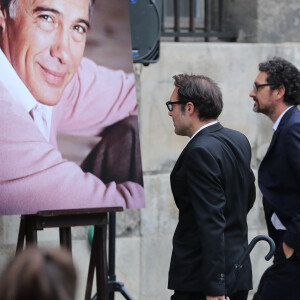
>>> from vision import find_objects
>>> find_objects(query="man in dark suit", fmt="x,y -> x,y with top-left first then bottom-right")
250,57 -> 300,300
166,74 -> 256,300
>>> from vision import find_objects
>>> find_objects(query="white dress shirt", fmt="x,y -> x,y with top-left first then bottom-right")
0,49 -> 52,141
189,120 -> 218,143
270,106 -> 294,230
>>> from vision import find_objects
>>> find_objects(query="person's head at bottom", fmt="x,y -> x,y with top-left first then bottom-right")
0,246 -> 77,300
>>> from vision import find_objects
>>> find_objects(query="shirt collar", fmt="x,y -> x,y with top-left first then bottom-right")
273,106 -> 294,131
0,48 -> 54,116
190,120 -> 219,142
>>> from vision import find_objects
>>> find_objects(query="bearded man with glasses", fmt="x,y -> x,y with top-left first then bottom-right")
250,57 -> 300,300
166,74 -> 256,300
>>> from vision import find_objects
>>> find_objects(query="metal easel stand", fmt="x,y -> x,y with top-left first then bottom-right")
92,212 -> 134,300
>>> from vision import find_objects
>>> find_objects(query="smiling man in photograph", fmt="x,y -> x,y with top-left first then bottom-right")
0,0 -> 144,214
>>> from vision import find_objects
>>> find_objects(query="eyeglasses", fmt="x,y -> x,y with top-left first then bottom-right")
165,100 -> 187,111
253,83 -> 276,92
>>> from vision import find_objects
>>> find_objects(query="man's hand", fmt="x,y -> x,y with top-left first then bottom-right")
283,241 -> 294,259
207,296 -> 230,300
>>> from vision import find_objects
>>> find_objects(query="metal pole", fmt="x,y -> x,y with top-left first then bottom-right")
204,0 -> 211,42
189,0 -> 195,32
218,0 -> 223,32
174,0 -> 180,42
108,212 -> 116,300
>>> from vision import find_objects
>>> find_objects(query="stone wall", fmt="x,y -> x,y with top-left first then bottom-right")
224,0 -> 258,42
257,0 -> 300,42
224,0 -> 300,42
1,43 -> 300,300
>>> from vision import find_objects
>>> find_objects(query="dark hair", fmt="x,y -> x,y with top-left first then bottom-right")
0,0 -> 9,11
172,74 -> 223,120
0,0 -> 8,9
259,57 -> 300,105
0,247 -> 77,300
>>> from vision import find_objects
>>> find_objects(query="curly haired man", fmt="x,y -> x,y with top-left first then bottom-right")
250,57 -> 300,300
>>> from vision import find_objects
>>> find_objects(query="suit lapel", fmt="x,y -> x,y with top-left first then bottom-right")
264,129 -> 279,158
263,106 -> 296,158
171,122 -> 223,177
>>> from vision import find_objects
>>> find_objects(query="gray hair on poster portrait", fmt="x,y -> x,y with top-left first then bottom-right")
0,0 -> 145,215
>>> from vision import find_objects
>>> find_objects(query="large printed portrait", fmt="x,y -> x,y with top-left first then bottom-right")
0,0 -> 145,214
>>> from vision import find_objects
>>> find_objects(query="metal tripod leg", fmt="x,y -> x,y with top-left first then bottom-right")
92,212 -> 134,300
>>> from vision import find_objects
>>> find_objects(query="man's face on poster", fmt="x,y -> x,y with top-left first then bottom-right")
0,0 -> 90,105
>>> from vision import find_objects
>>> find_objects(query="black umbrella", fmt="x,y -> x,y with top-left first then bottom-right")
226,235 -> 276,296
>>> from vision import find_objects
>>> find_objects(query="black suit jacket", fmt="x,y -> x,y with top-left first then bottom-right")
168,123 -> 256,296
259,106 -> 300,252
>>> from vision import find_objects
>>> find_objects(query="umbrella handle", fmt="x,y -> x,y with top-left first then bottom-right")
226,235 -> 275,297
238,235 -> 276,265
